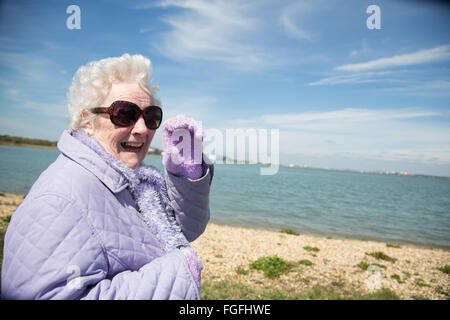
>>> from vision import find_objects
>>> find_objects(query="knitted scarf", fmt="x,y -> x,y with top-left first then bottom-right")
72,129 -> 190,253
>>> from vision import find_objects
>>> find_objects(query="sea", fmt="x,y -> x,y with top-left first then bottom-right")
1,144 -> 449,249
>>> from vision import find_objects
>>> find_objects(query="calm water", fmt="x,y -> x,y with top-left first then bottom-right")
1,145 -> 449,248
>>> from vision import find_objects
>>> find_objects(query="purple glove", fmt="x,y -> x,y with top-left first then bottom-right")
179,246 -> 204,290
162,115 -> 204,180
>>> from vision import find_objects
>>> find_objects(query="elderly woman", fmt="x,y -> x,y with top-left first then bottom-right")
1,54 -> 213,299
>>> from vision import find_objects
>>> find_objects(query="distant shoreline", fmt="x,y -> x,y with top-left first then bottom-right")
1,135 -> 449,179
0,135 -> 57,149
0,142 -> 57,149
0,139 -> 162,155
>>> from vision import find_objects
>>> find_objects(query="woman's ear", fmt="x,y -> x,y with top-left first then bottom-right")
82,109 -> 94,136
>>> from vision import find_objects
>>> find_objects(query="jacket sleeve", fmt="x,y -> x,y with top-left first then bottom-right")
165,157 -> 214,242
81,248 -> 199,300
1,194 -> 199,300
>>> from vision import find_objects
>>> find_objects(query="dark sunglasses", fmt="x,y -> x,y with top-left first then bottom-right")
91,100 -> 163,130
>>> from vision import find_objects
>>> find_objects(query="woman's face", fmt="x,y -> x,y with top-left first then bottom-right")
87,82 -> 156,169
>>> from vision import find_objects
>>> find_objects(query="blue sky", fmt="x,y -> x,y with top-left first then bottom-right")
0,0 -> 449,176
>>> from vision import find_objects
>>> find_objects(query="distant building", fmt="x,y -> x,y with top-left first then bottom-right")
147,147 -> 162,156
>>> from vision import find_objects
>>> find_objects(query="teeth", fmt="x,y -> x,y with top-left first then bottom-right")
123,142 -> 143,147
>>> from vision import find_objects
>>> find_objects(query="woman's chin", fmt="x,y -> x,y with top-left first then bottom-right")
120,154 -> 143,169
118,145 -> 149,168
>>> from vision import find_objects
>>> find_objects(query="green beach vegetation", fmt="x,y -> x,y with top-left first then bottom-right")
200,280 -> 400,300
356,261 -> 387,271
356,261 -> 370,270
437,265 -> 450,275
366,251 -> 397,263
280,229 -> 299,236
386,243 -> 402,249
303,246 -> 320,253
249,256 -> 294,279
391,274 -> 405,284
298,259 -> 314,266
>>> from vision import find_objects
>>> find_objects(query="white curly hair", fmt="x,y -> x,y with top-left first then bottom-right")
67,53 -> 160,131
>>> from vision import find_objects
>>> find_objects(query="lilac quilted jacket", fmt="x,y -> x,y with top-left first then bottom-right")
1,130 -> 213,300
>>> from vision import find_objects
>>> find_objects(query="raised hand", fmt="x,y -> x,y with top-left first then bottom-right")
162,115 -> 204,180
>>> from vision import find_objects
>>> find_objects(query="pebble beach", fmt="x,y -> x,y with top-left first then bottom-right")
1,192 -> 449,300
192,223 -> 450,300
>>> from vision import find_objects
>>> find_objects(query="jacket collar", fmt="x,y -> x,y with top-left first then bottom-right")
57,130 -> 129,193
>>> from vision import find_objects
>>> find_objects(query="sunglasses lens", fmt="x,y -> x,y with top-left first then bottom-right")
108,101 -> 162,129
143,107 -> 163,130
111,102 -> 140,127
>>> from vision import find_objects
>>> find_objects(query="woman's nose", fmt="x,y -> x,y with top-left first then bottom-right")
131,115 -> 148,134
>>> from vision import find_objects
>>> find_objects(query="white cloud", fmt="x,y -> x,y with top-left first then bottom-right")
279,2 -> 315,40
23,100 -> 68,118
0,51 -> 63,83
228,108 -> 450,164
0,78 -> 13,86
335,44 -> 450,72
153,0 -> 269,69
139,27 -> 153,34
362,80 -> 450,97
308,71 -> 399,86
149,93 -> 218,148
309,72 -> 450,97
159,94 -> 216,120
348,39 -> 371,58
0,116 -> 66,141
310,44 -> 450,91
0,50 -> 70,116
424,80 -> 450,90
0,87 -> 21,98
233,108 -> 439,127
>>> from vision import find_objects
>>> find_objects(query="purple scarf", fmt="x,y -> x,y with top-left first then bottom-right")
72,129 -> 190,253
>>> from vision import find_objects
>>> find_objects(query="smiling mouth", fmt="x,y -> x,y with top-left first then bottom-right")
121,141 -> 144,153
